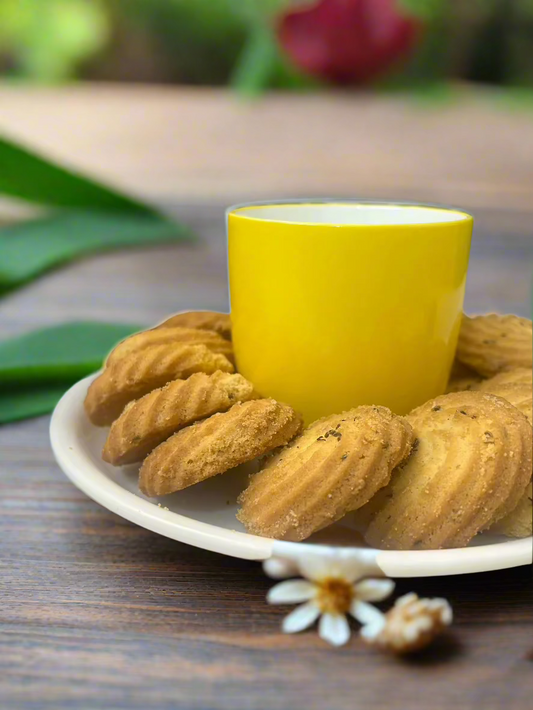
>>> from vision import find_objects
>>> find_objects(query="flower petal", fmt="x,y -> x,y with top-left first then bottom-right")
263,556 -> 299,580
297,553 -> 333,581
327,557 -> 365,584
350,600 -> 386,629
359,617 -> 387,642
355,599 -> 387,641
282,602 -> 321,634
354,578 -> 395,602
267,580 -> 316,605
296,550 -> 381,583
318,613 -> 351,647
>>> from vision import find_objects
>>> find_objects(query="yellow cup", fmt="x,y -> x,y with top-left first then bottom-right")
228,201 -> 473,423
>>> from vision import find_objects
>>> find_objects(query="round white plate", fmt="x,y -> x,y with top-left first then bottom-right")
50,375 -> 532,578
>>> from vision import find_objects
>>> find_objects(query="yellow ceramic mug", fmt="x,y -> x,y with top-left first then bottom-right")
228,201 -> 473,423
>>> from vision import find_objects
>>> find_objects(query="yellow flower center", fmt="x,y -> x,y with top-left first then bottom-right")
316,577 -> 354,615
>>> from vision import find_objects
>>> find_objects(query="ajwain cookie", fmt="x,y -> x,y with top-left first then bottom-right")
237,406 -> 415,542
139,399 -> 303,496
473,368 -> 532,423
456,314 -> 532,377
157,311 -> 231,340
476,369 -> 533,539
102,371 -> 258,465
85,344 -> 233,426
490,482 -> 532,539
445,359 -> 482,394
365,391 -> 532,550
106,326 -> 234,367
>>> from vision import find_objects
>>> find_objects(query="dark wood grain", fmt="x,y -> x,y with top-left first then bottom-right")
1,90 -> 533,709
1,423 -> 532,710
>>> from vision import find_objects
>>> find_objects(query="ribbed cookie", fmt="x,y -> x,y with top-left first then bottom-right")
490,483 -> 532,539
157,311 -> 231,340
456,314 -> 532,377
475,368 -> 532,388
365,391 -> 532,550
139,399 -> 303,497
478,370 -> 532,540
237,406 -> 415,542
103,371 -> 258,465
85,344 -> 233,426
445,359 -> 482,393
473,368 -> 532,424
106,326 -> 234,367
475,384 -> 532,425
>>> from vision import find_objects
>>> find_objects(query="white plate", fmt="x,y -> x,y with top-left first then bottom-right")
50,375 -> 532,578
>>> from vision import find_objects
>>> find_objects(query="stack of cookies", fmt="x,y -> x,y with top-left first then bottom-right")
85,311 -> 532,550
84,311 -> 304,498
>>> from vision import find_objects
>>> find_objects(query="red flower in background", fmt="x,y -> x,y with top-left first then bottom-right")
277,0 -> 421,84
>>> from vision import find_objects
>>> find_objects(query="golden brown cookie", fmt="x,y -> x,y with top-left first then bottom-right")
473,368 -> 532,424
102,371 -> 258,465
365,391 -> 532,550
476,386 -> 531,425
106,326 -> 233,367
157,311 -> 231,340
456,314 -> 532,377
236,406 -> 415,542
489,483 -> 532,539
139,399 -> 303,496
478,370 -> 533,540
475,368 -> 532,388
85,344 -> 233,426
445,359 -> 482,393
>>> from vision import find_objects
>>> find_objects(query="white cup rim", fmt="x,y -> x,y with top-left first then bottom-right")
226,199 -> 473,228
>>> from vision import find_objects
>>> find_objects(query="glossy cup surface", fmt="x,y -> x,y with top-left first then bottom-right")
228,202 -> 473,423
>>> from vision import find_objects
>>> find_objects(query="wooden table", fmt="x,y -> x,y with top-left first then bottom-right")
0,88 -> 532,710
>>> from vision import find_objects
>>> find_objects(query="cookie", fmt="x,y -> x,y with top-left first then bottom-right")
476,369 -> 532,540
473,368 -> 532,424
365,391 -> 532,550
157,311 -> 231,340
475,384 -> 532,425
139,399 -> 303,497
102,371 -> 258,465
489,483 -> 532,539
445,359 -> 482,393
237,406 -> 415,542
85,344 -> 233,426
456,314 -> 532,377
474,368 -> 532,388
106,326 -> 234,367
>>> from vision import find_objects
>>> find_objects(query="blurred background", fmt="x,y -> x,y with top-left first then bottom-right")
0,0 -> 531,331
1,0 -> 533,88
1,0 -> 532,208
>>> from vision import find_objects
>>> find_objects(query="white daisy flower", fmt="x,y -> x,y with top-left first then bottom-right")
264,551 -> 394,647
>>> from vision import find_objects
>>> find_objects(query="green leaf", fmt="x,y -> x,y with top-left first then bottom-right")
0,135 -> 155,213
398,0 -> 445,19
0,210 -> 193,288
226,0 -> 292,23
231,20 -> 317,95
0,384 -> 72,424
231,25 -> 279,95
0,321 -> 142,386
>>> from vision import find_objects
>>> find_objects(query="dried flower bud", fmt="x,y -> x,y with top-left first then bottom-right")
361,592 -> 452,653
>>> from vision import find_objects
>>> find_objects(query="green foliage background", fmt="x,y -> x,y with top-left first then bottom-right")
0,0 -> 532,87
0,133 -> 193,423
